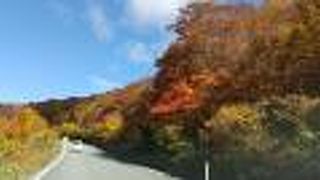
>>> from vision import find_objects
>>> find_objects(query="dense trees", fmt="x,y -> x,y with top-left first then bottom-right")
152,0 -> 320,115
141,1 -> 320,179
237,0 -> 320,96
1,1 -> 318,179
0,106 -> 57,180
152,1 -> 264,114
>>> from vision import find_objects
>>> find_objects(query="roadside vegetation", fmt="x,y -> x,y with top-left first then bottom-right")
118,0 -> 320,179
0,0 -> 319,180
34,80 -> 149,145
0,106 -> 58,180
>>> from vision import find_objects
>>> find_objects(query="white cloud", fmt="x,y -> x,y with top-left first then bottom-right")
88,76 -> 121,91
87,0 -> 110,42
48,0 -> 111,42
126,40 -> 171,64
126,0 -> 193,26
127,42 -> 152,63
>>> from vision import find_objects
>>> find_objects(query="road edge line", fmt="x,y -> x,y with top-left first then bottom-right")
30,137 -> 68,180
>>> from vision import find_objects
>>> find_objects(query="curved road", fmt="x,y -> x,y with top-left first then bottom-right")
42,142 -> 179,180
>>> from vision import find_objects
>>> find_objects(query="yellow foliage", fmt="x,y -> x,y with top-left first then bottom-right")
60,122 -> 82,136
100,113 -> 123,133
0,106 -> 57,179
90,113 -> 124,141
215,103 -> 261,126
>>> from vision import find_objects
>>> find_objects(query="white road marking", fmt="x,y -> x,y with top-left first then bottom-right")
31,137 -> 68,180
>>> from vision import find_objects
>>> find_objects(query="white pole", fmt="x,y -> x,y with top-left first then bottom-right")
205,160 -> 210,180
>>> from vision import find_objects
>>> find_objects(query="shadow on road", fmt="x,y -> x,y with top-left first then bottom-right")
91,144 -> 203,180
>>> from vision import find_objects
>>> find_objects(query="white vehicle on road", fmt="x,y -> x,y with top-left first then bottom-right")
71,140 -> 83,153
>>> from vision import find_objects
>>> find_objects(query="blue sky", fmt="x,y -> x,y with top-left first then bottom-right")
0,0 -> 262,103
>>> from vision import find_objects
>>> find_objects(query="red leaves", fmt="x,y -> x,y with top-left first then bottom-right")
150,0 -> 320,117
151,72 -> 225,115
151,81 -> 198,115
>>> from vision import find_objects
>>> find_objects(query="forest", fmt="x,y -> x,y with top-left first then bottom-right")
0,0 -> 319,179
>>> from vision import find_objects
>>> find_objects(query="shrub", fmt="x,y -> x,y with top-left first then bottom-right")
59,122 -> 82,138
208,96 -> 320,180
0,106 -> 58,180
91,112 -> 124,142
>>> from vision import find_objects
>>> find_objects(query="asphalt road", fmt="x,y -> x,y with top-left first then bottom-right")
41,142 -> 179,180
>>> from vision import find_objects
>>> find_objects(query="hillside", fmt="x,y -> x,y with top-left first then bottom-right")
0,0 -> 319,180
32,79 -> 150,142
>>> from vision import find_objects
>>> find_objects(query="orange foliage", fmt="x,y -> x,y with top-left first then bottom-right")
151,81 -> 198,115
151,1 -> 302,116
151,71 -> 226,115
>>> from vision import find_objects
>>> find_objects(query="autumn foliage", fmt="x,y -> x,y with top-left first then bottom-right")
0,1 -> 317,179
151,0 -> 320,115
0,106 -> 57,179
